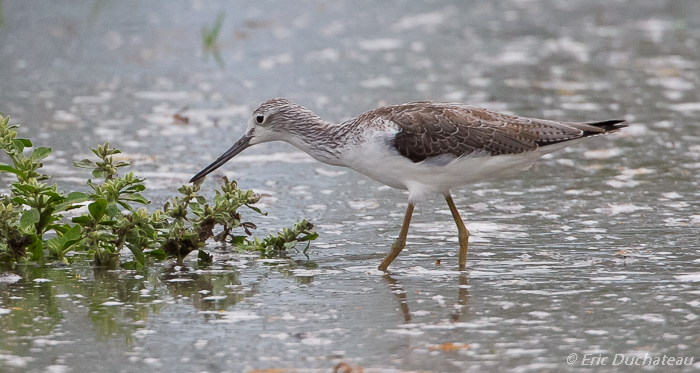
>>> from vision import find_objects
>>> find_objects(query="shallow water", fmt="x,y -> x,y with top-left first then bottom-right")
1,0 -> 700,372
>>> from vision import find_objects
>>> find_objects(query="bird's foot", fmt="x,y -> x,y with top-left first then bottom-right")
378,238 -> 407,271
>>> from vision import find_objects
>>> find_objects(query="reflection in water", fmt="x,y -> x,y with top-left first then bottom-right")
88,268 -> 160,344
160,264 -> 251,321
0,259 -> 272,352
383,274 -> 411,322
451,273 -> 468,322
0,266 -> 64,356
383,272 -> 469,323
295,275 -> 314,285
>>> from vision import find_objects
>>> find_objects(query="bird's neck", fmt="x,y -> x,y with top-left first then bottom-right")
283,116 -> 349,167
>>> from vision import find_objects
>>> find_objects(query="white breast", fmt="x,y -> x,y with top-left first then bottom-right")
337,132 -> 574,202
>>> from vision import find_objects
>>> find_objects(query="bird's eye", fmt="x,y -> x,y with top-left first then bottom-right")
256,115 -> 264,124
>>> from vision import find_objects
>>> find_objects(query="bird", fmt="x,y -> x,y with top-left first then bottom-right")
190,98 -> 626,271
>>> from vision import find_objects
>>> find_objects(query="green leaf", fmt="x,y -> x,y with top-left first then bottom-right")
198,249 -> 213,264
52,224 -> 71,235
71,216 -> 92,226
229,235 -> 246,245
30,147 -> 52,161
45,193 -> 65,205
105,203 -> 121,218
120,194 -> 150,205
12,183 -> 37,194
65,191 -> 91,203
0,164 -> 21,175
116,201 -> 132,211
37,206 -> 57,234
299,232 -> 319,242
88,199 -> 107,220
46,237 -> 63,257
147,249 -> 166,261
92,169 -> 103,178
196,196 -> 207,205
123,184 -> 146,193
245,204 -> 267,216
183,232 -> 200,242
62,237 -> 82,251
64,224 -> 82,240
128,246 -> 145,265
28,237 -> 43,261
56,192 -> 91,212
16,138 -> 32,147
13,138 -> 32,152
11,196 -> 28,205
19,209 -> 40,230
74,159 -> 96,169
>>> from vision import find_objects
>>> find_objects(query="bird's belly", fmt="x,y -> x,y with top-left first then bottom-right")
439,153 -> 542,187
340,141 -> 545,200
339,142 -> 412,190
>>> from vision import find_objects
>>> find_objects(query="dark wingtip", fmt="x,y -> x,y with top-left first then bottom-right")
536,119 -> 628,147
587,119 -> 627,133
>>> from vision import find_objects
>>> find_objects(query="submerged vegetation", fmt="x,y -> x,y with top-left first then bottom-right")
0,114 -> 318,268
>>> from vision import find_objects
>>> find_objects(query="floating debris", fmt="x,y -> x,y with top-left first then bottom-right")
101,301 -> 124,306
202,295 -> 226,301
0,273 -> 21,283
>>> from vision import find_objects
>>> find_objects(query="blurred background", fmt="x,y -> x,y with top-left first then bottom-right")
1,1 -> 697,183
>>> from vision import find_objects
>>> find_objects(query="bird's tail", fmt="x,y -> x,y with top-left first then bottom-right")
580,119 -> 627,136
535,119 -> 627,147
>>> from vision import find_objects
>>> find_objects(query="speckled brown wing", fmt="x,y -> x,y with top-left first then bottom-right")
384,102 -> 625,163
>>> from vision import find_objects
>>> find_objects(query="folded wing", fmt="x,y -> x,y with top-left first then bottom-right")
381,102 -> 626,163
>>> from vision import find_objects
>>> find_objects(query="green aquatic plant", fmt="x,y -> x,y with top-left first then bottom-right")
0,114 -> 318,267
0,115 -> 86,262
202,11 -> 225,49
70,143 -> 153,268
202,11 -> 225,68
238,220 -> 318,259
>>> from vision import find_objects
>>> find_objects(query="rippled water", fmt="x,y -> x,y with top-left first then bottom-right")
1,0 -> 699,372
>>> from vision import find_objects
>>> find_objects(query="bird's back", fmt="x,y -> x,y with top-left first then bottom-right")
346,101 -> 626,163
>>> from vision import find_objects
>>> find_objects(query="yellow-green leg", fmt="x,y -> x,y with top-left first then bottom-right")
378,203 -> 415,271
445,194 -> 469,271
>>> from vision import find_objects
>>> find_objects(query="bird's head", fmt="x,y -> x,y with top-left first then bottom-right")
247,97 -> 309,143
190,98 -> 317,183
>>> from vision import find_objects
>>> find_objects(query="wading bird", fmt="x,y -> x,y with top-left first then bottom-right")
190,98 -> 625,271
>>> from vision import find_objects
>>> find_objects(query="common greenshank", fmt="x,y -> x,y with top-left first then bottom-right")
191,98 -> 626,271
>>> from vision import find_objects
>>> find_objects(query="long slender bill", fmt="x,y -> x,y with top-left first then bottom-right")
190,132 -> 253,183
